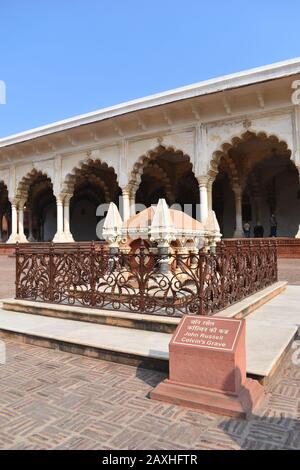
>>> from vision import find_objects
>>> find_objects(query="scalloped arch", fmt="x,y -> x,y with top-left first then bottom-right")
62,158 -> 119,197
0,179 -> 8,191
129,144 -> 194,189
142,162 -> 174,202
217,154 -> 239,187
73,173 -> 111,203
0,180 -> 9,208
15,168 -> 53,203
209,130 -> 292,179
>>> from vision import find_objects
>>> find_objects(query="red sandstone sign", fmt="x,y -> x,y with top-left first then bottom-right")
172,316 -> 242,352
151,314 -> 264,418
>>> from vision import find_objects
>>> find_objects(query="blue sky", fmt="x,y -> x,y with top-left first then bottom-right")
0,0 -> 300,137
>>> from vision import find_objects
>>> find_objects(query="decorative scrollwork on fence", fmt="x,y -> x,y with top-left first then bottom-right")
15,239 -> 278,317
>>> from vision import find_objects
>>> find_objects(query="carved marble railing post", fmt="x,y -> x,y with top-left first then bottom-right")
157,240 -> 170,274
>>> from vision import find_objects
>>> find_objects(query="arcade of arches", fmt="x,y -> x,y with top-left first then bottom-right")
212,132 -> 300,238
1,134 -> 300,243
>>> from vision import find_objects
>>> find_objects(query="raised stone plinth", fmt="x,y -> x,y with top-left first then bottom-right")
151,315 -> 264,418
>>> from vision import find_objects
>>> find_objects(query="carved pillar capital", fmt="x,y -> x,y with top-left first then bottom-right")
197,175 -> 210,188
232,184 -> 243,198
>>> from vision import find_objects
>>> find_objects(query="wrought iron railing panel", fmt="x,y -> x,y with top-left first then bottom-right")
15,239 -> 278,317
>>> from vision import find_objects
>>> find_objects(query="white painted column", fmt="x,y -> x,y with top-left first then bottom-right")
129,186 -> 137,216
233,185 -> 244,237
207,178 -> 213,212
63,196 -> 74,242
18,201 -> 28,242
7,203 -> 19,243
53,197 -> 65,242
129,195 -> 135,216
198,177 -> 208,223
122,188 -> 131,221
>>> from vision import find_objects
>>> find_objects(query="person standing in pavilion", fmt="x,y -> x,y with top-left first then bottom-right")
243,221 -> 251,238
270,214 -> 278,237
253,221 -> 264,238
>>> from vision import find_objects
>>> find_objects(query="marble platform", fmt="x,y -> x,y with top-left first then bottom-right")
0,284 -> 299,380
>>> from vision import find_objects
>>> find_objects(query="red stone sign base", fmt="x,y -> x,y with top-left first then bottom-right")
151,377 -> 263,419
150,315 -> 264,419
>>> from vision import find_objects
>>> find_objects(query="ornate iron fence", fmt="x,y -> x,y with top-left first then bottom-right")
15,239 -> 277,317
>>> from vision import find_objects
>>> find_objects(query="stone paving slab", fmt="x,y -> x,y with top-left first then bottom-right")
245,285 -> 300,376
0,284 -> 300,378
0,337 -> 299,450
218,281 -> 287,318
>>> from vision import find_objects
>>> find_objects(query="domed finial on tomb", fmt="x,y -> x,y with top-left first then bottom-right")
102,202 -> 123,246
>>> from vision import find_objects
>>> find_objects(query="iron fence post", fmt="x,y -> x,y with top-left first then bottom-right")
90,241 -> 96,307
49,242 -> 54,303
15,242 -> 19,299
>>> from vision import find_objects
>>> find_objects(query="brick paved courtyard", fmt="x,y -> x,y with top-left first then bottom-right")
0,255 -> 15,299
0,336 -> 299,450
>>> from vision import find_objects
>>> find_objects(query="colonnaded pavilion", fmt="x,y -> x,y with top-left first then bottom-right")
1,59 -> 300,446
1,58 -> 300,246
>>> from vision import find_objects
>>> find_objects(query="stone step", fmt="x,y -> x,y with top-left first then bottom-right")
0,286 -> 299,382
215,281 -> 287,319
1,299 -> 180,334
2,281 -> 287,333
0,309 -> 170,371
